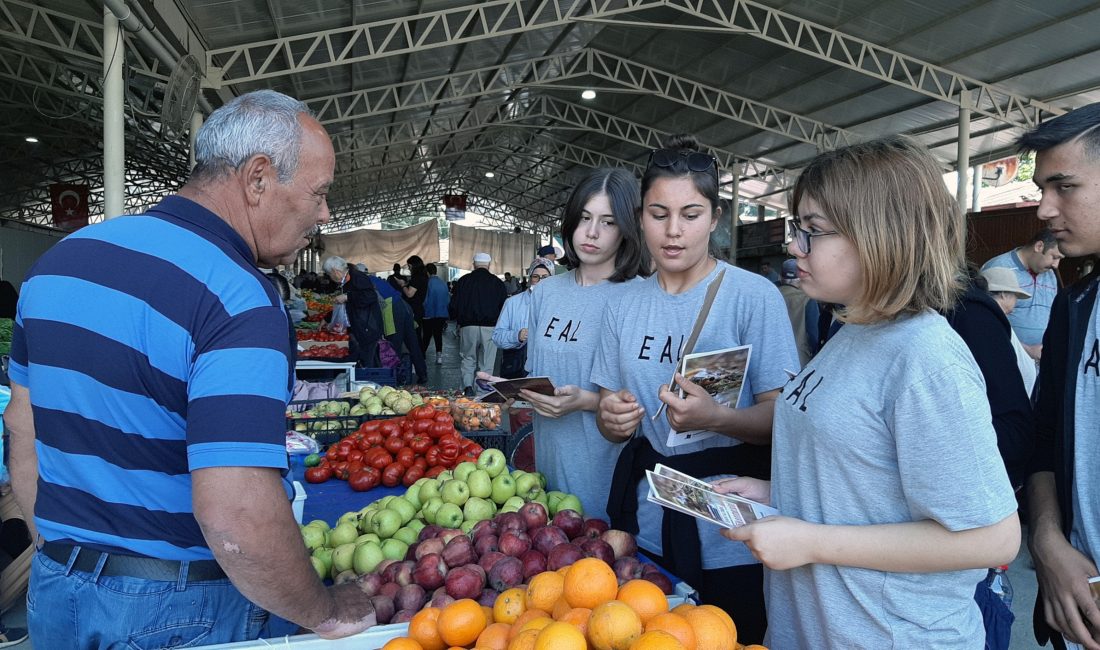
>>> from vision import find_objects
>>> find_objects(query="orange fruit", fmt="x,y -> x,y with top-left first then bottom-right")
696,605 -> 736,641
552,596 -> 573,620
559,607 -> 593,635
438,598 -> 489,648
507,628 -> 540,650
509,609 -> 550,640
630,630 -> 687,650
526,571 -> 565,613
682,607 -> 734,650
557,565 -> 572,576
645,612 -> 696,650
494,587 -> 528,624
587,600 -> 643,650
382,639 -> 424,650
476,622 -> 512,649
671,603 -> 696,615
617,579 -> 669,624
743,646 -> 769,650
483,606 -> 495,624
534,620 -> 587,650
563,557 -> 619,609
515,616 -> 553,637
409,607 -> 445,650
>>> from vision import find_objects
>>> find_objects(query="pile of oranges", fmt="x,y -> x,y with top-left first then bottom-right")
380,557 -> 767,650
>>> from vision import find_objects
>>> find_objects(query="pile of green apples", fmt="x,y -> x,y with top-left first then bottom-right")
357,385 -> 423,416
287,400 -> 359,433
299,448 -> 585,580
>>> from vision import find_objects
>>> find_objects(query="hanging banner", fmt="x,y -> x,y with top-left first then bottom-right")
449,223 -> 539,276
320,219 -> 441,273
443,194 -> 466,221
49,184 -> 90,231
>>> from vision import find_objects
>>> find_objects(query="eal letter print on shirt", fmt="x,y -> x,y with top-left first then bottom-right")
785,369 -> 823,412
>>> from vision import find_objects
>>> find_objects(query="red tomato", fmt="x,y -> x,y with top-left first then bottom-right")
383,436 -> 404,454
425,465 -> 445,478
429,421 -> 454,440
413,419 -> 433,435
360,421 -> 381,434
410,405 -> 437,421
379,421 -> 401,438
395,447 -> 415,466
331,461 -> 350,480
409,435 -> 431,454
411,456 -> 428,471
364,431 -> 384,447
368,449 -> 392,469
403,465 -> 425,486
346,449 -> 364,464
434,413 -> 454,425
381,462 -> 406,487
304,466 -> 332,483
346,460 -> 365,475
348,469 -> 378,492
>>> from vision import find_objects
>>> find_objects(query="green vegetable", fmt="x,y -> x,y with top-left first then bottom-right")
304,453 -> 321,467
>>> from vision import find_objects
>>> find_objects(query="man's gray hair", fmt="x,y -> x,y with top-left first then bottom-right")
193,90 -> 313,184
321,256 -> 348,275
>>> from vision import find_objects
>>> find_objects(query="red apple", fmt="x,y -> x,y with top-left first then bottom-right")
412,553 -> 448,591
392,609 -> 417,624
415,537 -> 446,560
495,512 -> 526,535
379,582 -> 400,599
600,529 -> 638,560
479,550 -> 507,573
334,569 -> 357,585
477,588 -> 500,607
357,572 -> 384,597
547,543 -> 584,571
498,530 -> 531,557
418,524 -> 443,542
531,526 -> 569,556
370,595 -> 395,624
487,555 -> 524,592
474,534 -> 499,557
438,529 -> 464,544
519,549 -> 547,580
582,518 -> 610,540
431,591 -> 455,608
441,535 -> 477,568
376,559 -> 397,577
644,572 -> 674,595
519,502 -> 548,530
552,510 -> 584,539
394,560 -> 415,586
445,565 -> 485,600
580,539 -> 615,565
395,583 -> 427,612
612,557 -> 642,583
470,519 -> 498,541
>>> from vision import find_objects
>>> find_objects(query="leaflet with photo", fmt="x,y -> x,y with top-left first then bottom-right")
491,376 -> 557,400
666,344 -> 752,448
645,465 -> 777,528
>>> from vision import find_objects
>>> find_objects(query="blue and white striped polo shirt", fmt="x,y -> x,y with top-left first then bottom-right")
8,195 -> 294,561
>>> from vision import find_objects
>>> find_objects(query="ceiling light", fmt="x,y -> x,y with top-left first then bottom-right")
581,89 -> 597,100
24,136 -> 38,143
485,171 -> 495,178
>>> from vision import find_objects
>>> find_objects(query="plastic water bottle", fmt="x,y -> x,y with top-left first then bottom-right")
986,565 -> 1013,608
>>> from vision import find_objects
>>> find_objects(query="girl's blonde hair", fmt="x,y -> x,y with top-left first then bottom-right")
790,136 -> 964,324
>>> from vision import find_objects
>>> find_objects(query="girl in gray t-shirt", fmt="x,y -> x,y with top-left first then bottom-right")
717,137 -> 1020,649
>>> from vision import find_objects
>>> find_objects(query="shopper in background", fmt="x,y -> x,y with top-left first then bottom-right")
492,262 -> 551,380
503,272 -> 519,295
593,135 -> 797,644
982,228 -> 1064,360
404,255 -> 429,336
323,256 -> 385,368
421,263 -> 450,364
717,136 -> 1018,648
450,253 -> 508,396
777,259 -> 818,367
363,268 -> 427,385
980,267 -> 1039,398
4,90 -> 376,647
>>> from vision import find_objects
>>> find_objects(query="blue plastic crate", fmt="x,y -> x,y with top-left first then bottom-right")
354,367 -> 397,386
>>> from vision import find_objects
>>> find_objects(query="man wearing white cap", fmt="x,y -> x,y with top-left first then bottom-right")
981,267 -> 1038,396
450,253 -> 508,395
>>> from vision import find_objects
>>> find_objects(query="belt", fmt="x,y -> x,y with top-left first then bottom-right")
41,541 -> 227,583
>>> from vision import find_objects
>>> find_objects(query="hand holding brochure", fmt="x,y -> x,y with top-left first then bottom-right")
665,344 -> 752,448
476,376 -> 557,403
645,463 -> 777,528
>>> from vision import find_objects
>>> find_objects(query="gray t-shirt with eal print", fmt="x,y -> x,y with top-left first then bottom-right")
1070,294 -> 1100,567
525,270 -> 631,522
766,310 -> 1017,650
590,260 -> 798,569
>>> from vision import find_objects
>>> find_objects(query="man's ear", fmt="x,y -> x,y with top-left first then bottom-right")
240,153 -> 274,206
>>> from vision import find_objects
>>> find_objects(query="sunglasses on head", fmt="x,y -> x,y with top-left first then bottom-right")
646,148 -> 719,185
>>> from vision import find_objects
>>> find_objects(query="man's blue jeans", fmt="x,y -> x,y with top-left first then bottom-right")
28,549 -> 268,648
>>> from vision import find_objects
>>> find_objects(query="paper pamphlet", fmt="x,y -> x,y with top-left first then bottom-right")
476,376 -> 557,403
645,463 -> 777,528
665,344 -> 752,448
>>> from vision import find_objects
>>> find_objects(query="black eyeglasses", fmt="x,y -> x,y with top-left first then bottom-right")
788,219 -> 839,255
529,273 -> 550,282
646,148 -> 718,185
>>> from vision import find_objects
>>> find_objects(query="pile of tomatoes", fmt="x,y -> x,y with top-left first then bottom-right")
296,329 -> 349,342
302,405 -> 485,492
298,344 -> 350,360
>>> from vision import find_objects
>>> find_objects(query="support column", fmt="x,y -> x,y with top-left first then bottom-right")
728,162 -> 740,264
971,164 -> 982,212
956,90 -> 972,212
188,111 -> 204,170
102,7 -> 124,219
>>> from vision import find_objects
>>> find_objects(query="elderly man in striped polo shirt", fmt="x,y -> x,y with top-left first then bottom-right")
3,90 -> 375,646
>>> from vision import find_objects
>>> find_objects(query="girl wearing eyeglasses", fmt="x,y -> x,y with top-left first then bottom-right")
512,167 -> 650,522
592,134 -> 799,644
490,261 -> 552,379
717,137 -> 1019,648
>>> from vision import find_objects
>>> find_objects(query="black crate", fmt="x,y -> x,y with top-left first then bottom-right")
354,367 -> 397,386
285,398 -> 366,448
465,428 -> 512,454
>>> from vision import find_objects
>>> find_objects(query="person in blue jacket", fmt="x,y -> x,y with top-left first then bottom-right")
491,261 -> 553,379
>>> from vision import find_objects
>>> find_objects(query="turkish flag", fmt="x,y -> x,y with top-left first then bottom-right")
443,194 -> 466,222
50,184 -> 90,231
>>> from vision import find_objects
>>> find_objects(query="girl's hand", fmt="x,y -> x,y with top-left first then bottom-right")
520,385 -> 585,419
598,389 -> 644,441
659,373 -> 718,432
721,516 -> 818,570
711,477 -> 771,506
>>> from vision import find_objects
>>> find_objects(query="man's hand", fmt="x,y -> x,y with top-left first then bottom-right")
518,328 -> 528,343
1032,532 -> 1100,648
597,389 -> 644,441
712,476 -> 771,506
312,583 -> 377,639
721,516 -> 818,570
659,373 -> 718,432
519,385 -> 592,419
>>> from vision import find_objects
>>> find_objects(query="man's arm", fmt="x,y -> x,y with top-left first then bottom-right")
192,466 -> 374,638
5,384 -> 39,541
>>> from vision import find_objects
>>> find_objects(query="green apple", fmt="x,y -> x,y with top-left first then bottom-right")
532,490 -> 548,508
329,522 -> 359,547
436,502 -> 464,529
460,519 -> 476,534
441,479 -> 470,506
404,484 -> 422,510
463,496 -> 495,523
419,478 -> 442,502
332,542 -> 357,573
436,470 -> 454,482
476,448 -> 507,478
371,508 -> 402,539
393,526 -> 418,546
466,469 -> 492,499
514,473 -> 541,500
309,555 -> 327,580
338,511 -> 360,528
301,525 -> 325,551
490,474 -> 516,505
546,490 -> 566,512
353,541 -> 384,574
312,546 -> 334,576
555,494 -> 584,517
381,538 -> 409,561
307,519 -> 331,532
406,518 -> 426,535
356,533 -> 380,545
510,469 -> 526,480
388,497 -> 417,525
533,472 -> 547,489
453,461 -> 478,482
359,510 -> 378,534
376,496 -> 395,509
421,496 -> 444,524
501,496 -> 525,513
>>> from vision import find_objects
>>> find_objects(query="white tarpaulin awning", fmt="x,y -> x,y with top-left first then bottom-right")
320,219 -> 440,273
448,224 -> 539,276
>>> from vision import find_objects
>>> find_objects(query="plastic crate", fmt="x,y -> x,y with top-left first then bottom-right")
464,428 -> 512,454
285,398 -> 366,448
354,366 -> 397,386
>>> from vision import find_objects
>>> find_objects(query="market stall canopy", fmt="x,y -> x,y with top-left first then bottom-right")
320,219 -> 440,273
449,224 -> 540,276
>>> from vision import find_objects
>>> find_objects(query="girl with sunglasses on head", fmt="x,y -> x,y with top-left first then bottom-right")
718,137 -> 1020,648
505,167 -> 650,522
592,135 -> 799,644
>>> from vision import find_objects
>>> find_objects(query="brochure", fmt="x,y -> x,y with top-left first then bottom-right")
665,344 -> 752,448
475,376 -> 557,403
645,463 -> 777,528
